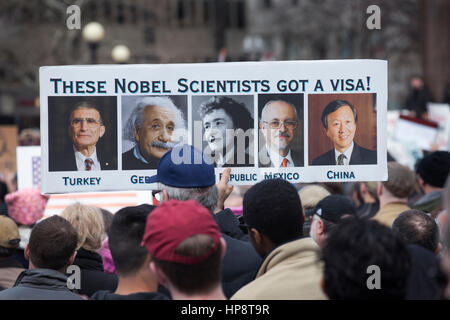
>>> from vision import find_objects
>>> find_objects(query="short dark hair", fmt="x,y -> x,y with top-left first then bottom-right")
321,100 -> 357,130
199,96 -> 253,131
108,204 -> 156,277
243,179 -> 304,245
392,209 -> 439,253
28,215 -> 78,270
152,234 -> 223,295
322,218 -> 411,299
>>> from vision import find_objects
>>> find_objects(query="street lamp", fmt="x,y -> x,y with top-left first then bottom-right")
82,22 -> 105,64
111,45 -> 131,64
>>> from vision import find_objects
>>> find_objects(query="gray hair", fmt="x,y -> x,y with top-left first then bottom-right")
160,183 -> 219,214
123,96 -> 186,144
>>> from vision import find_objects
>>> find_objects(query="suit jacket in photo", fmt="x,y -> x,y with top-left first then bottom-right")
122,148 -> 159,170
213,149 -> 255,168
49,145 -> 117,171
258,145 -> 304,167
311,142 -> 377,166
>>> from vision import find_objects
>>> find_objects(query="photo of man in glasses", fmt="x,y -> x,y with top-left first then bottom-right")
48,98 -> 118,171
258,95 -> 304,167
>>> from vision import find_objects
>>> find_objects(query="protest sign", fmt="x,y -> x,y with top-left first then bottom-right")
394,114 -> 439,151
0,125 -> 17,174
40,60 -> 388,193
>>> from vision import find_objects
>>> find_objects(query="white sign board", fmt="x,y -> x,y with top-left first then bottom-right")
40,60 -> 388,193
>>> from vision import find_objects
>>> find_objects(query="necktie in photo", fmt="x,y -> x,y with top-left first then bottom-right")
282,158 -> 288,167
337,154 -> 346,165
85,158 -> 94,171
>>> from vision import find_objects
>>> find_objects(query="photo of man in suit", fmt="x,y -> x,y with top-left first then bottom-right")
258,99 -> 303,167
312,99 -> 377,166
122,96 -> 186,170
49,100 -> 116,171
198,96 -> 254,167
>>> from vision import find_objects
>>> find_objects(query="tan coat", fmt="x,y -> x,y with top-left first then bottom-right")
372,202 -> 410,228
231,237 -> 326,300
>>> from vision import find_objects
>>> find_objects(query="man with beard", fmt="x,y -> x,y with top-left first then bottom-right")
258,100 -> 303,167
122,96 -> 186,170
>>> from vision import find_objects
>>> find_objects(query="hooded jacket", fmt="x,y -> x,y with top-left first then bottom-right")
231,237 -> 326,300
0,268 -> 83,300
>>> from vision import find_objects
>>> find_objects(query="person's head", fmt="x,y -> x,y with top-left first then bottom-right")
321,218 -> 411,299
109,204 -> 156,279
378,162 -> 415,200
320,100 -> 357,153
392,209 -> 440,255
25,215 -> 78,272
148,144 -> 217,213
352,181 -> 379,207
243,179 -> 303,257
410,75 -> 424,90
416,151 -> 450,192
298,185 -> 331,211
60,203 -> 104,252
124,96 -> 186,161
309,194 -> 357,248
298,185 -> 331,236
259,100 -> 298,156
69,102 -> 105,152
99,208 -> 114,236
199,96 -> 253,154
142,200 -> 225,298
5,188 -> 49,226
0,215 -> 20,258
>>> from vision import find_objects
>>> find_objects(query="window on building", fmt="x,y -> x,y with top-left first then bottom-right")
203,0 -> 210,24
104,1 -> 111,19
117,2 -> 125,24
130,4 -> 138,24
87,2 -> 97,21
177,0 -> 185,25
237,0 -> 246,29
144,26 -> 155,44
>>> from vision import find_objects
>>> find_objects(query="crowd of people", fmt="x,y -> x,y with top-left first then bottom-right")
0,143 -> 450,300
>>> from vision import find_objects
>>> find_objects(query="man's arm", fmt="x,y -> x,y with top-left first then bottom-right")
214,168 -> 249,241
214,167 -> 234,213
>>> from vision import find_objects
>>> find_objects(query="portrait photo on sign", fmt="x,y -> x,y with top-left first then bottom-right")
192,95 -> 255,168
48,96 -> 118,172
309,93 -> 377,166
257,93 -> 304,168
121,95 -> 188,170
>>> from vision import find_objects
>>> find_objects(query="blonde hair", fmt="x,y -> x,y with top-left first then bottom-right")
60,203 -> 104,251
298,185 -> 331,210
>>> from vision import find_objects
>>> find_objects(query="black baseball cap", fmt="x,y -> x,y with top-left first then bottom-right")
311,195 -> 357,223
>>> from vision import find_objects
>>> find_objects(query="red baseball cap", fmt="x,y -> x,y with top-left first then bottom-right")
142,199 -> 221,264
